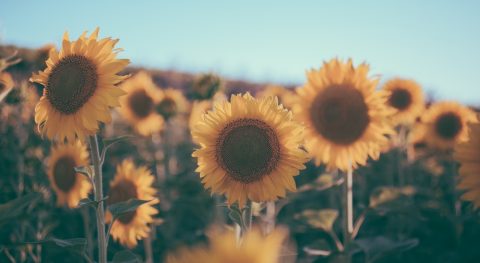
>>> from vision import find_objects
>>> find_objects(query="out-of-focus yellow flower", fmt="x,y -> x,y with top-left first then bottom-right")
47,141 -> 91,208
119,71 -> 164,136
382,78 -> 424,125
105,159 -> 159,248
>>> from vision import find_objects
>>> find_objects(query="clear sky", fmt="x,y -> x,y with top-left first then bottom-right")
1,0 -> 479,105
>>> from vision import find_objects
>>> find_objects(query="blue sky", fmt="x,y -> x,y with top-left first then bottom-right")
1,0 -> 479,105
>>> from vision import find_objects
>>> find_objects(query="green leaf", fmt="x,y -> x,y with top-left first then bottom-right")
108,198 -> 150,219
74,165 -> 94,179
48,237 -> 87,254
0,193 -> 41,225
77,197 -> 108,209
354,237 -> 418,262
112,250 -> 141,263
298,209 -> 339,232
228,206 -> 244,229
101,135 -> 135,164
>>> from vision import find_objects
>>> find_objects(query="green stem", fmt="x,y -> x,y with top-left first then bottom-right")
342,165 -> 353,261
89,135 -> 107,263
265,201 -> 276,233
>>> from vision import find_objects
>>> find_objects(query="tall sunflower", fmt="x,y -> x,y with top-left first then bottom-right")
295,58 -> 395,171
455,121 -> 480,207
167,228 -> 288,263
105,159 -> 158,248
0,72 -> 14,103
421,102 -> 478,149
118,71 -> 164,136
382,78 -> 424,125
192,93 -> 309,207
31,28 -> 129,141
156,88 -> 188,120
47,141 -> 91,208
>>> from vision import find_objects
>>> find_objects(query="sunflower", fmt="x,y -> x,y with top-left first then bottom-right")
167,228 -> 288,263
47,141 -> 91,208
30,28 -> 129,141
191,73 -> 224,100
156,88 -> 188,120
118,71 -> 164,136
420,102 -> 478,149
455,121 -> 480,207
0,72 -> 14,103
192,93 -> 309,207
189,100 -> 212,132
257,84 -> 296,110
105,159 -> 158,248
382,78 -> 424,125
295,58 -> 395,171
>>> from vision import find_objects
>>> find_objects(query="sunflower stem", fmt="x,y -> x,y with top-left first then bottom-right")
397,125 -> 407,187
265,201 -> 276,234
89,135 -> 107,263
342,165 -> 354,261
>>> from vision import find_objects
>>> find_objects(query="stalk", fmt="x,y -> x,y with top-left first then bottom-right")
342,165 -> 354,261
89,135 -> 107,263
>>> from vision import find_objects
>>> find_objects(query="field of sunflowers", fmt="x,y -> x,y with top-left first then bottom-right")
0,28 -> 479,263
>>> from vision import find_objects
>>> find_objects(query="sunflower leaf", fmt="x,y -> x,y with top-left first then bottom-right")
48,237 -> 87,253
298,209 -> 339,232
108,198 -> 150,220
0,192 -> 41,226
77,196 -> 108,209
112,250 -> 141,263
101,135 -> 135,163
74,165 -> 94,179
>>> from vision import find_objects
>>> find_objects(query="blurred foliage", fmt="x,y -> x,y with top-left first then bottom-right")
1,45 -> 480,263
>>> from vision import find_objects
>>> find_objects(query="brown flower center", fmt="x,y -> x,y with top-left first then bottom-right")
53,156 -> 77,192
46,55 -> 98,114
0,81 -> 5,93
128,89 -> 154,119
435,112 -> 463,140
156,97 -> 177,119
388,88 -> 412,110
108,179 -> 138,224
310,85 -> 370,145
216,119 -> 281,183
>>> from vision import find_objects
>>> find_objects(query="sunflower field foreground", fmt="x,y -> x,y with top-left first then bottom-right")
1,27 -> 480,263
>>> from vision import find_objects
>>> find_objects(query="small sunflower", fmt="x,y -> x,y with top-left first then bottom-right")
421,102 -> 478,149
257,84 -> 296,109
156,88 -> 188,120
106,159 -> 158,248
167,228 -> 288,263
192,93 -> 309,207
47,141 -> 91,208
382,78 -> 425,125
0,72 -> 14,103
191,73 -> 224,100
455,121 -> 480,207
295,58 -> 395,171
118,71 -> 164,136
31,28 -> 129,141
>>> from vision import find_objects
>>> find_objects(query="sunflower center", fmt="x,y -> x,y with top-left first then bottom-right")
0,82 -> 5,93
310,85 -> 370,145
435,112 -> 463,139
128,89 -> 154,119
156,98 -> 177,119
52,156 -> 77,193
46,55 -> 98,114
388,88 -> 412,110
108,180 -> 138,224
216,118 -> 281,183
